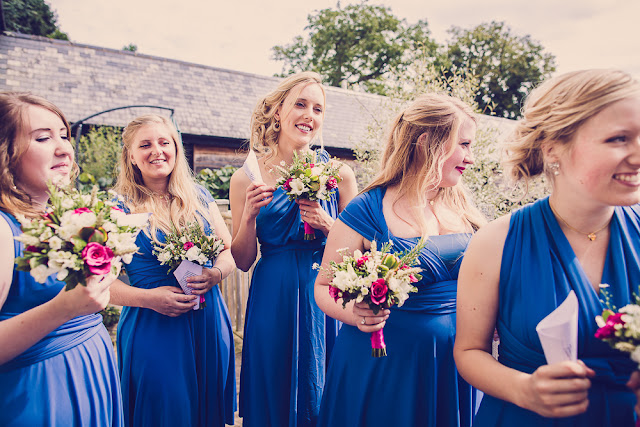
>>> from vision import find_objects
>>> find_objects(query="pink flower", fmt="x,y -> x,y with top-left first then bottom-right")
183,242 -> 195,251
26,245 -> 39,252
595,312 -> 625,339
356,256 -> 369,268
329,286 -> 340,302
283,178 -> 293,191
73,207 -> 93,215
370,278 -> 388,305
409,274 -> 419,283
326,177 -> 338,189
111,206 -> 124,212
81,242 -> 114,275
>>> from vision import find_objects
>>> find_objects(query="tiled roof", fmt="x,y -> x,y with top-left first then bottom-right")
0,32 -> 387,150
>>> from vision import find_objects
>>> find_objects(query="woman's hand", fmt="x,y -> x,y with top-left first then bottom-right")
244,182 -> 275,220
186,267 -> 222,295
626,370 -> 640,416
519,360 -> 595,418
297,199 -> 334,235
147,286 -> 197,317
53,271 -> 118,319
352,301 -> 390,332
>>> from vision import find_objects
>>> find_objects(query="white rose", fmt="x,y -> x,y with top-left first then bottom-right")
185,246 -> 202,262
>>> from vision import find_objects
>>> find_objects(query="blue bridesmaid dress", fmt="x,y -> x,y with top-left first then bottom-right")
117,187 -> 236,426
239,150 -> 340,427
0,210 -> 123,426
317,187 -> 481,427
473,197 -> 639,426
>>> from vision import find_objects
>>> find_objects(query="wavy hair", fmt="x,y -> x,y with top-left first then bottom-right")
0,92 -> 77,217
504,69 -> 640,184
113,114 -> 211,244
249,71 -> 325,161
363,93 -> 486,235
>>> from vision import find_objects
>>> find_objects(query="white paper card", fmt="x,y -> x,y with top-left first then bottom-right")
536,290 -> 579,365
173,260 -> 203,310
242,150 -> 264,184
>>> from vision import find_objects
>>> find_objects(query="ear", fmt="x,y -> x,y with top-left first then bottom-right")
130,154 -> 137,166
541,141 -> 560,164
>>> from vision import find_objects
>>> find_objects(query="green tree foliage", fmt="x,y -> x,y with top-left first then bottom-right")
196,165 -> 238,200
272,2 -> 437,94
444,21 -> 556,119
3,0 -> 69,40
122,43 -> 138,52
75,126 -> 122,191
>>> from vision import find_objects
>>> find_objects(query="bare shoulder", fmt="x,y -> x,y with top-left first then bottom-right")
230,167 -> 251,189
0,214 -> 15,307
462,213 -> 512,272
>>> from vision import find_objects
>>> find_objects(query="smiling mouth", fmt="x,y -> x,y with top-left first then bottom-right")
296,124 -> 312,132
455,167 -> 466,174
613,173 -> 640,184
51,163 -> 69,170
150,159 -> 166,164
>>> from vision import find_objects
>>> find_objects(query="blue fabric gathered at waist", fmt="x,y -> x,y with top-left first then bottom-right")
498,322 -> 635,387
259,240 -> 326,256
0,312 -> 103,372
392,279 -> 457,314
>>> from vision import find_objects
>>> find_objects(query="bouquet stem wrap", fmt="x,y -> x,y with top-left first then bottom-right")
370,329 -> 387,357
303,221 -> 315,240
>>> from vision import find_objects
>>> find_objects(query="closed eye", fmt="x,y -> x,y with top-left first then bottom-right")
606,135 -> 626,143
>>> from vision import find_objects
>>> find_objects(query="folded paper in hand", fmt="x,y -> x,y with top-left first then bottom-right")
173,260 -> 203,310
536,290 -> 579,365
242,150 -> 263,184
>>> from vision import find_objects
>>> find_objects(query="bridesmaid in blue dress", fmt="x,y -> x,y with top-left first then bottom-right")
455,69 -> 640,426
0,92 -> 123,426
110,114 -> 236,426
229,71 -> 358,427
315,93 -> 486,427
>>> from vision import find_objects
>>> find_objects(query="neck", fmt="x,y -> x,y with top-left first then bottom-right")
143,177 -> 169,195
273,141 -> 311,165
548,194 -> 614,233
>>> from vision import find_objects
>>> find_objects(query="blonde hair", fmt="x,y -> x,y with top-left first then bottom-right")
113,114 -> 211,243
0,92 -> 77,217
505,69 -> 640,183
250,71 -> 325,160
363,93 -> 486,234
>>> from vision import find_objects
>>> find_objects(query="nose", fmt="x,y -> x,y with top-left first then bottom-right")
628,136 -> 640,166
464,149 -> 475,165
55,135 -> 74,159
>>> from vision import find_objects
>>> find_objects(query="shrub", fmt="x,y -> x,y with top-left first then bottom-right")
196,165 -> 238,200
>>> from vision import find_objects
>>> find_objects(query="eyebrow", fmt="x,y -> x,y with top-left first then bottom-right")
29,127 -> 67,135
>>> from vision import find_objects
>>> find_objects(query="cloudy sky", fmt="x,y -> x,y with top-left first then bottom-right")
50,0 -> 640,79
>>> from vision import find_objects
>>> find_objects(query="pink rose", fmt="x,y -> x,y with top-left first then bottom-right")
283,178 -> 293,191
595,312 -> 625,339
326,177 -> 338,189
370,278 -> 388,305
73,207 -> 93,215
183,242 -> 195,251
356,256 -> 369,269
329,286 -> 340,302
81,242 -> 114,275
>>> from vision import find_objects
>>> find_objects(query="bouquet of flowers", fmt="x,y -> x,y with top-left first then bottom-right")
14,184 -> 149,290
316,240 -> 424,357
594,284 -> 640,367
274,151 -> 342,240
153,221 -> 224,310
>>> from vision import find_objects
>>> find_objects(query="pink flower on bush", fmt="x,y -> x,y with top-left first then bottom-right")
183,242 -> 195,251
73,207 -> 93,215
356,256 -> 369,269
329,286 -> 340,302
326,177 -> 338,189
370,278 -> 388,305
595,312 -> 625,339
81,242 -> 114,275
283,178 -> 293,192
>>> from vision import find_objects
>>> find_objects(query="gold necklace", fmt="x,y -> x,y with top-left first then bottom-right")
548,201 -> 611,242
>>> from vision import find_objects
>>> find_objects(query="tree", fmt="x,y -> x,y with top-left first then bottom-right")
272,2 -> 437,94
2,0 -> 69,40
75,126 -> 122,191
444,21 -> 556,119
122,43 -> 138,52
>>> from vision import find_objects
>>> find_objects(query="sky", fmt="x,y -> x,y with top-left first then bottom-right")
49,0 -> 640,80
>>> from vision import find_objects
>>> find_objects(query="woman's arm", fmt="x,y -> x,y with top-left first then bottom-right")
454,215 -> 593,418
314,219 -> 389,329
0,214 -> 114,365
229,169 -> 274,271
336,162 -> 358,213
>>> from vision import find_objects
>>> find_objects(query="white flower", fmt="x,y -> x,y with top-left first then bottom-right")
48,251 -> 79,270
49,236 -> 63,250
39,227 -> 54,242
311,166 -> 323,176
103,221 -> 118,233
61,198 -> 74,209
289,178 -> 307,196
56,268 -> 69,281
157,251 -> 172,263
185,246 -> 202,262
122,253 -> 134,264
632,346 -> 640,365
115,212 -> 150,228
332,266 -> 359,291
31,264 -> 54,283
15,233 -> 40,246
106,232 -> 137,254
58,210 -> 97,239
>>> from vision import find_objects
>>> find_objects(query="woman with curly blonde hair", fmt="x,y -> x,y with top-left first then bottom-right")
230,71 -> 358,426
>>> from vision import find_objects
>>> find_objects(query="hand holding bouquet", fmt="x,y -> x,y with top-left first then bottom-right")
14,184 -> 149,290
595,284 -> 640,366
274,151 -> 342,240
316,240 -> 424,357
153,221 -> 224,310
